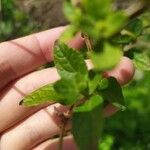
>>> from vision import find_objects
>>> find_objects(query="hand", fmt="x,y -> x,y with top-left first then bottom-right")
0,27 -> 135,150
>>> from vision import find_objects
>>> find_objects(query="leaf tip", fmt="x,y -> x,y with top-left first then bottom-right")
113,102 -> 126,111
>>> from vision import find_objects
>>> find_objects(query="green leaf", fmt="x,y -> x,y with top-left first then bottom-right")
54,78 -> 80,105
60,25 -> 77,43
88,70 -> 102,95
133,53 -> 150,71
22,84 -> 60,106
124,48 -> 141,59
54,43 -> 88,78
98,135 -> 114,150
63,1 -> 82,25
112,34 -> 133,44
54,43 -> 88,91
63,0 -> 126,40
101,11 -> 126,38
125,18 -> 143,37
90,42 -> 122,71
113,19 -> 143,45
81,0 -> 112,18
72,95 -> 103,150
98,77 -> 109,90
98,77 -> 125,110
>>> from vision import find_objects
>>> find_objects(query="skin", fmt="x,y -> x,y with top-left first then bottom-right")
0,26 -> 135,150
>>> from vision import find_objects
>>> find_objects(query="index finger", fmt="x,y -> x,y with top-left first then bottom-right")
0,26 -> 84,89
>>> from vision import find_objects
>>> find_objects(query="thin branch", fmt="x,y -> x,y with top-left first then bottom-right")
57,105 -> 75,150
83,34 -> 93,51
58,122 -> 66,150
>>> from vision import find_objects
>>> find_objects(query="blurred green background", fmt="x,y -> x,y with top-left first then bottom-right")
101,72 -> 150,150
0,0 -> 149,149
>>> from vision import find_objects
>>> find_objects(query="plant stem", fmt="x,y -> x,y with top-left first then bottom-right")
83,34 -> 93,52
58,122 -> 66,150
57,105 -> 75,150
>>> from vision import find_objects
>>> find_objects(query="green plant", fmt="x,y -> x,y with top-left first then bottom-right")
103,72 -> 150,149
21,0 -> 150,149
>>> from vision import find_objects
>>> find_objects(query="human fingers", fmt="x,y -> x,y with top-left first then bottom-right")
0,67 -> 59,133
33,135 -> 77,150
0,26 -> 84,89
103,56 -> 135,85
0,57 -> 134,133
0,103 -> 71,150
0,57 -> 134,150
34,57 -> 135,150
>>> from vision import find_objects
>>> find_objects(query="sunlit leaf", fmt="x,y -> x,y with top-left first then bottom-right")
54,78 -> 80,105
60,25 -> 77,43
54,43 -> 88,91
88,70 -> 102,95
22,84 -> 59,106
133,53 -> 150,71
90,42 -> 122,71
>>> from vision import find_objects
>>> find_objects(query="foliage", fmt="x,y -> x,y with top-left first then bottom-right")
22,0 -> 150,149
73,95 -> 103,150
1,0 -> 150,149
102,72 -> 150,150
